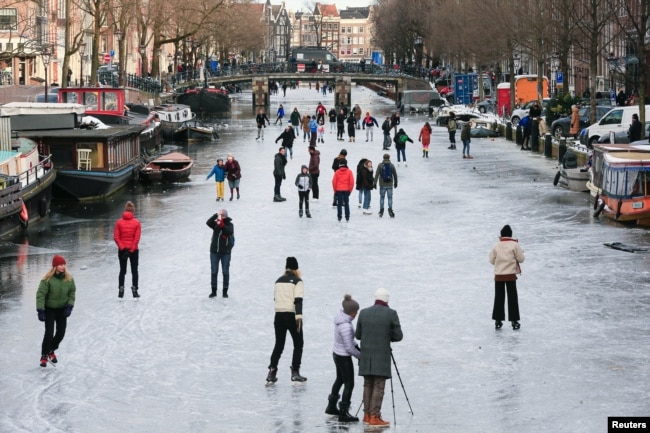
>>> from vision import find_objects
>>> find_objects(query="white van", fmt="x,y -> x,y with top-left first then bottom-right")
582,105 -> 650,147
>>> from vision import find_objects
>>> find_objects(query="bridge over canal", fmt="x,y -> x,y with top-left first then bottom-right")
173,72 -> 432,109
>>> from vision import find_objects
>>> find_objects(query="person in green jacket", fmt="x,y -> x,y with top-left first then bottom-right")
36,255 -> 76,367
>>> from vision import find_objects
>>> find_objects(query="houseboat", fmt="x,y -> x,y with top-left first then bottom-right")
58,87 -> 162,154
590,144 -> 650,226
176,87 -> 231,115
0,133 -> 56,238
21,126 -> 143,201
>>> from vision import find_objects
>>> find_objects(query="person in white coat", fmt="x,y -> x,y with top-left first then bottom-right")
489,225 -> 525,330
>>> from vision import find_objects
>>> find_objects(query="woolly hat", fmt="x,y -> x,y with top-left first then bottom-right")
286,256 -> 299,271
500,224 -> 512,238
375,288 -> 390,303
342,294 -> 359,315
52,255 -> 66,267
339,159 -> 348,167
340,149 -> 348,156
124,201 -> 135,213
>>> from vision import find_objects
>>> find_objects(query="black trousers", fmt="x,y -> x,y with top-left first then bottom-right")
298,190 -> 310,210
492,280 -> 520,321
118,249 -> 139,288
41,307 -> 67,356
331,353 -> 355,404
310,173 -> 320,199
274,175 -> 283,197
270,312 -> 303,369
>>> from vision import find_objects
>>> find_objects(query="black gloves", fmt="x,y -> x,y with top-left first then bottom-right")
64,305 -> 73,317
37,309 -> 45,322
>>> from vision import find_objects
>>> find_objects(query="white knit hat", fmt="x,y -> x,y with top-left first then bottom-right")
375,288 -> 390,303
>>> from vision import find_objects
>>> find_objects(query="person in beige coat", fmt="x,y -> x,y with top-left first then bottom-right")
489,225 -> 525,330
569,104 -> 580,138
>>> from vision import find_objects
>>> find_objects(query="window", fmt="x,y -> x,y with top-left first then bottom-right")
347,27 -> 352,33
334,24 -> 338,30
341,27 -> 345,33
359,48 -> 364,55
0,8 -> 17,30
346,37 -> 351,44
359,27 -> 364,33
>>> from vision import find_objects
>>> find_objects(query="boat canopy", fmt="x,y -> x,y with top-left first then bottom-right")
603,152 -> 650,199
0,102 -> 86,116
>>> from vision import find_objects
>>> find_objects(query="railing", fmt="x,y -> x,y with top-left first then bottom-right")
95,62 -> 433,94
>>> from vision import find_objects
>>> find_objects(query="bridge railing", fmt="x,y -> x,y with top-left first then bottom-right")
96,62 -> 424,93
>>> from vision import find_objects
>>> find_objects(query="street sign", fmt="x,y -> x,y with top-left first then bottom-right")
110,50 -> 114,57
556,71 -> 563,85
103,53 -> 111,63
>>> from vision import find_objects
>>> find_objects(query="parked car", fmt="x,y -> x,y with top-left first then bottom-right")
510,98 -> 550,127
476,99 -> 495,114
550,106 -> 611,137
581,105 -> 650,147
596,121 -> 650,144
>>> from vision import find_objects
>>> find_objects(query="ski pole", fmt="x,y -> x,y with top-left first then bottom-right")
355,400 -> 363,417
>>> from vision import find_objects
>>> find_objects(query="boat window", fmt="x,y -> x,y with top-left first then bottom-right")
103,92 -> 118,111
599,110 -> 623,125
84,92 -> 98,111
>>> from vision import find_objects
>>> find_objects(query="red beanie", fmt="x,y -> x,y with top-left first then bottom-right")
52,255 -> 66,267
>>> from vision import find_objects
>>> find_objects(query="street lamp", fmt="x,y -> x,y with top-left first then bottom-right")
41,46 -> 51,102
414,35 -> 423,73
139,44 -> 146,77
79,42 -> 86,86
114,29 -> 122,86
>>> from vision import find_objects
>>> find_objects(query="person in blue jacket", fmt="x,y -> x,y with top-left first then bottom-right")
275,104 -> 285,125
206,158 -> 226,201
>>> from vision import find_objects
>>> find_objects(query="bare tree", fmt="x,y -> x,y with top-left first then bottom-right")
607,0 -> 650,135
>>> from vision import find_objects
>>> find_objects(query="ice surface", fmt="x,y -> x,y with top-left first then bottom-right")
0,85 -> 649,433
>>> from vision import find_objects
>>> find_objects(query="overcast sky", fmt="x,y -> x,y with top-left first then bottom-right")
281,0 -> 374,13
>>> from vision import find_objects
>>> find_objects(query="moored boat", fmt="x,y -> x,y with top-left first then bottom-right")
150,103 -> 196,141
140,152 -> 193,182
59,87 -> 162,155
553,167 -> 590,192
590,144 -> 650,226
20,126 -> 143,201
176,87 -> 231,115
172,120 -> 218,143
0,137 -> 56,238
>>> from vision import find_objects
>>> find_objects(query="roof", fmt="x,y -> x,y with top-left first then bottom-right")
0,102 -> 86,116
340,7 -> 370,19
19,125 -> 145,139
315,3 -> 338,17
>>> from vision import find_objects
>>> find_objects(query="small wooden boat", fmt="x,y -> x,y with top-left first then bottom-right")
140,152 -> 193,182
553,167 -> 590,192
172,120 -> 218,143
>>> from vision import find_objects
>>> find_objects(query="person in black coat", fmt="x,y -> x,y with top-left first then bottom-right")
629,113 -> 643,142
275,126 -> 296,159
346,112 -> 356,142
355,158 -> 368,208
359,159 -> 374,214
273,148 -> 288,202
206,209 -> 234,298
336,109 -> 347,141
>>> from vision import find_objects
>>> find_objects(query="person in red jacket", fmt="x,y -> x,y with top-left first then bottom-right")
114,201 -> 142,298
332,159 -> 355,222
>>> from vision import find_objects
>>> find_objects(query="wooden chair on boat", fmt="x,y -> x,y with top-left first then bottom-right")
77,149 -> 92,170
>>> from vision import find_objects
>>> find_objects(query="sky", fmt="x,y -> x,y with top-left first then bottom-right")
280,0 -> 374,13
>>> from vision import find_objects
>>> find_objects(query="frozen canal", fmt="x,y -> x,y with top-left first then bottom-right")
1,85 -> 649,433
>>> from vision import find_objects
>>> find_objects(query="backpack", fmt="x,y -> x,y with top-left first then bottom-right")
381,163 -> 393,182
399,134 -> 409,144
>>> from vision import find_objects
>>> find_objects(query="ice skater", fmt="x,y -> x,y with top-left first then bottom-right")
393,128 -> 413,166
206,209 -> 234,298
113,201 -> 142,298
489,224 -> 525,330
418,121 -> 432,158
224,154 -> 242,201
325,294 -> 361,422
460,121 -> 472,159
206,158 -> 226,201
266,257 -> 307,384
36,255 -> 76,367
256,108 -> 270,140
295,165 -> 312,218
